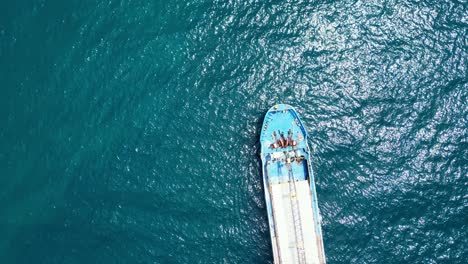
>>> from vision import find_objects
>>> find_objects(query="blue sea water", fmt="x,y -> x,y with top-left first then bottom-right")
0,0 -> 467,263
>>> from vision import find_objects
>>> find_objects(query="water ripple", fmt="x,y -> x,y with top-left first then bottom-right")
0,0 -> 466,263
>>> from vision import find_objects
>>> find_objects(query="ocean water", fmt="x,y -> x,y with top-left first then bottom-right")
0,0 -> 467,263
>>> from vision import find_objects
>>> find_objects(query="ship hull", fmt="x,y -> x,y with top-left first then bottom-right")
260,104 -> 326,264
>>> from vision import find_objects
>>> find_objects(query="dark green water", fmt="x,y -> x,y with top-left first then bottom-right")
1,0 -> 467,263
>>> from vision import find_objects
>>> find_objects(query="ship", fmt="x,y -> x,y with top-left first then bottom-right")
260,104 -> 326,264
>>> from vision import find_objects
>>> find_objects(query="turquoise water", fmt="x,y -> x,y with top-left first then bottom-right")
1,0 -> 467,263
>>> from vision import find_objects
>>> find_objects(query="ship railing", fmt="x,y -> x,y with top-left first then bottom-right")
287,163 -> 307,264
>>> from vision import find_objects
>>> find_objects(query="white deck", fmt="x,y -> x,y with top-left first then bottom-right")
270,180 -> 323,264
